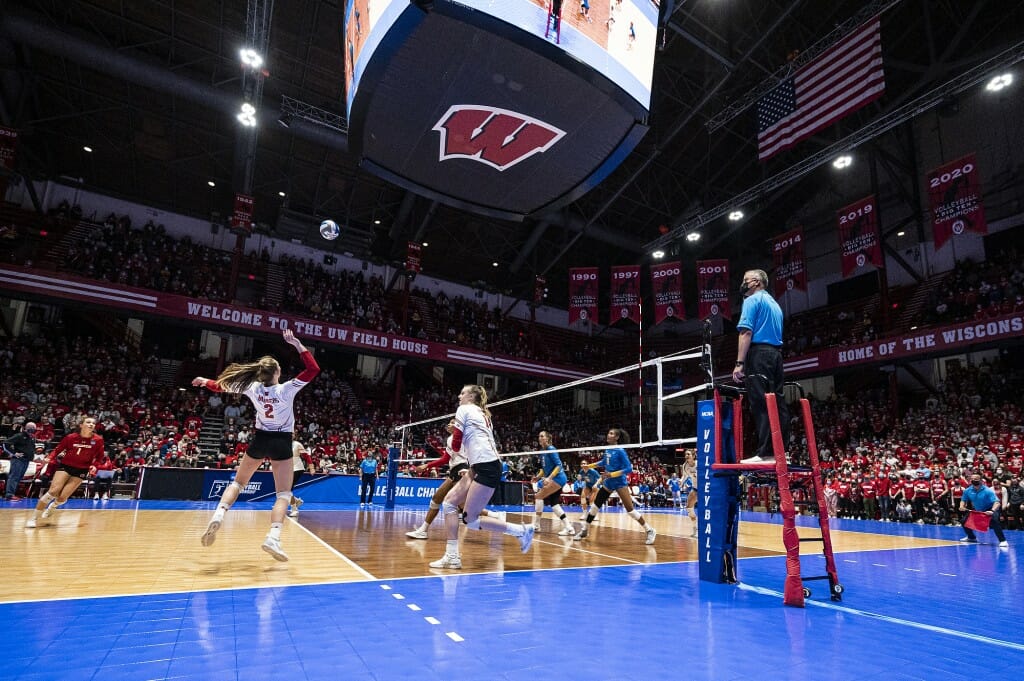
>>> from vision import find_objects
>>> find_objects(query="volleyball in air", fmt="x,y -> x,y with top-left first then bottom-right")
319,219 -> 340,240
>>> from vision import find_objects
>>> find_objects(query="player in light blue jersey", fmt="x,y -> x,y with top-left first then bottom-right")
528,431 -> 576,535
574,429 -> 656,545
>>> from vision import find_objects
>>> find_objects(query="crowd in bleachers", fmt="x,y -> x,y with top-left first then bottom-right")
923,251 -> 1024,326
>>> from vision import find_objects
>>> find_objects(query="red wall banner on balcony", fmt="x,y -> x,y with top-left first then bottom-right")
610,265 -> 641,324
697,259 -> 730,320
927,153 -> 987,250
568,267 -> 599,326
837,195 -> 884,277
650,261 -> 683,324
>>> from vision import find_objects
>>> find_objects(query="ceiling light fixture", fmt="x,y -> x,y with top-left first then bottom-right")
985,73 -> 1013,92
728,210 -> 744,221
236,103 -> 257,127
239,48 -> 264,70
652,250 -> 665,259
83,146 -> 93,153
207,180 -> 216,187
832,155 -> 853,169
897,231 -> 905,237
686,232 -> 701,242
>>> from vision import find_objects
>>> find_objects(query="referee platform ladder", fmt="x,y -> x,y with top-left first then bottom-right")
708,381 -> 843,607
545,1 -> 562,43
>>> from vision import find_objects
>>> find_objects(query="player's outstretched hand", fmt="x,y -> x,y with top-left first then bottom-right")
191,376 -> 208,387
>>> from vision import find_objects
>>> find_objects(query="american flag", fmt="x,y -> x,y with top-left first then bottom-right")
757,18 -> 884,161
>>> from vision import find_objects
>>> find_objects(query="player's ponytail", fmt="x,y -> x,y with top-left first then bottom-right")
462,384 -> 491,420
216,355 -> 280,392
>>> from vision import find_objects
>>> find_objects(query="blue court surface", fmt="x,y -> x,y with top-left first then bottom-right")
2,500 -> 1022,680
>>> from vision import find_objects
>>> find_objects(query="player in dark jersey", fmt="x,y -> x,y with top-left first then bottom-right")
192,329 -> 319,561
26,415 -> 105,529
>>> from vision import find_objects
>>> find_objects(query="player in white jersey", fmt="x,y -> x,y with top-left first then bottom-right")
428,385 -> 535,569
406,419 -> 505,540
192,329 -> 320,561
288,435 -> 311,518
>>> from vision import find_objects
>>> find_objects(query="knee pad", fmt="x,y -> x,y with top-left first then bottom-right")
588,504 -> 599,516
628,509 -> 642,521
442,501 -> 459,516
276,491 -> 292,502
551,504 -> 565,518
535,499 -> 544,513
463,514 -> 481,530
429,500 -> 441,511
41,492 -> 56,505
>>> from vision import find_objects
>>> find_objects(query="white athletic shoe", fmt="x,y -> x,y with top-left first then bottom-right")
532,522 -> 542,532
41,503 -> 58,519
645,527 -> 658,545
201,518 -> 221,547
287,509 -> 300,518
573,527 -> 588,541
429,553 -> 462,569
519,524 -> 535,553
999,541 -> 1009,548
261,537 -> 289,562
25,518 -> 36,529
93,494 -> 100,500
740,455 -> 771,464
558,524 -> 575,536
406,527 -> 429,540
293,497 -> 304,511
102,494 -> 109,501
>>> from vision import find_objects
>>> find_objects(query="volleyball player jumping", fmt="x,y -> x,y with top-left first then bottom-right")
428,384 -> 534,569
192,329 -> 319,561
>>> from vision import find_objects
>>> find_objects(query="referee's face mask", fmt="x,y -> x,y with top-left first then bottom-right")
739,276 -> 758,295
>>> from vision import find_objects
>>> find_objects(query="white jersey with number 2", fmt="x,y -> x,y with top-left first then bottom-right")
244,377 -> 310,432
454,404 -> 499,466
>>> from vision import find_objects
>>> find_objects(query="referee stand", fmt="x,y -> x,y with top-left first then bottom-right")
697,380 -> 843,607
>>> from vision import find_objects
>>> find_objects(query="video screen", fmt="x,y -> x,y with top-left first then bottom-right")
344,0 -> 407,116
455,0 -> 658,109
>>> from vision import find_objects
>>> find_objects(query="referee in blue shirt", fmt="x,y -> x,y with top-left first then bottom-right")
732,269 -> 791,464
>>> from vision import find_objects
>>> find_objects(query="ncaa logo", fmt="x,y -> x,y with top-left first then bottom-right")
710,303 -> 719,315
786,278 -> 795,290
952,219 -> 965,235
433,105 -> 566,171
856,253 -> 866,267
666,306 -> 675,317
620,307 -> 629,319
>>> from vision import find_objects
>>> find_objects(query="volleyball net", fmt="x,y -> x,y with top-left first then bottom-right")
392,344 -> 712,478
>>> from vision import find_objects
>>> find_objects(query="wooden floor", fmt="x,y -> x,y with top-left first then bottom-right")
1,502 -> 954,602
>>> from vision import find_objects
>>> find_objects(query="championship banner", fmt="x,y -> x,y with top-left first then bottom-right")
697,259 -> 730,320
0,126 -> 17,171
771,227 -> 806,297
405,241 -> 422,273
927,154 -> 988,250
650,261 -> 683,325
533,275 -> 547,304
568,267 -> 599,326
229,193 -> 254,234
837,195 -> 884,277
610,265 -> 641,324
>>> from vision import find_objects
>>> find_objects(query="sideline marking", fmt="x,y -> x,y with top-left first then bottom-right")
738,584 -> 1024,652
291,517 -> 376,579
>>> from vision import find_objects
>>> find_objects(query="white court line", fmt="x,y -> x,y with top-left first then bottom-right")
539,537 -> 649,565
939,573 -> 958,577
737,583 -> 1024,652
425,616 -> 440,625
290,517 -> 376,579
391,593 -> 406,600
407,604 -> 421,611
904,568 -> 921,572
446,632 -> 465,642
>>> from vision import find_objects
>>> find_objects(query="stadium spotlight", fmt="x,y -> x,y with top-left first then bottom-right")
239,48 -> 264,70
833,154 -> 853,169
207,180 -> 216,188
278,191 -> 286,197
897,230 -> 906,237
728,210 -> 744,221
236,103 -> 257,127
686,232 -> 701,242
83,146 -> 93,153
985,73 -> 1013,92
652,249 -> 665,259
422,241 -> 429,247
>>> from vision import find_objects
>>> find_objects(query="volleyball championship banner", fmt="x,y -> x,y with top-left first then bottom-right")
837,195 -> 884,277
610,265 -> 641,324
405,241 -> 422,273
229,193 -> 254,234
927,153 -> 988,250
697,259 -> 731,320
771,227 -> 806,297
650,261 -> 683,324
568,267 -> 599,326
0,126 -> 16,170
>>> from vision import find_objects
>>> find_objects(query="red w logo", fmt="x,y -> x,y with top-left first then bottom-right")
433,105 -> 566,171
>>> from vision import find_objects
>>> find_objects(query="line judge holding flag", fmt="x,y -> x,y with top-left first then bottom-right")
732,269 -> 790,464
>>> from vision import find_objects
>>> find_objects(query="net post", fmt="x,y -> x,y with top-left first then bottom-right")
697,397 -> 739,584
384,444 -> 401,510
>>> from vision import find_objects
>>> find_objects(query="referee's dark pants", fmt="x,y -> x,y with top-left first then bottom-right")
745,343 -> 791,458
962,509 -> 1006,542
359,473 -> 376,504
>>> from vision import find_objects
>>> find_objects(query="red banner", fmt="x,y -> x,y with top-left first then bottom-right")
0,265 -> 623,386
610,265 -> 641,324
0,126 -> 17,171
771,227 -> 806,297
568,267 -> 599,326
837,195 -> 884,278
650,261 -> 683,325
697,259 -> 730,321
230,193 -> 254,234
405,242 -> 422,273
927,153 -> 987,250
